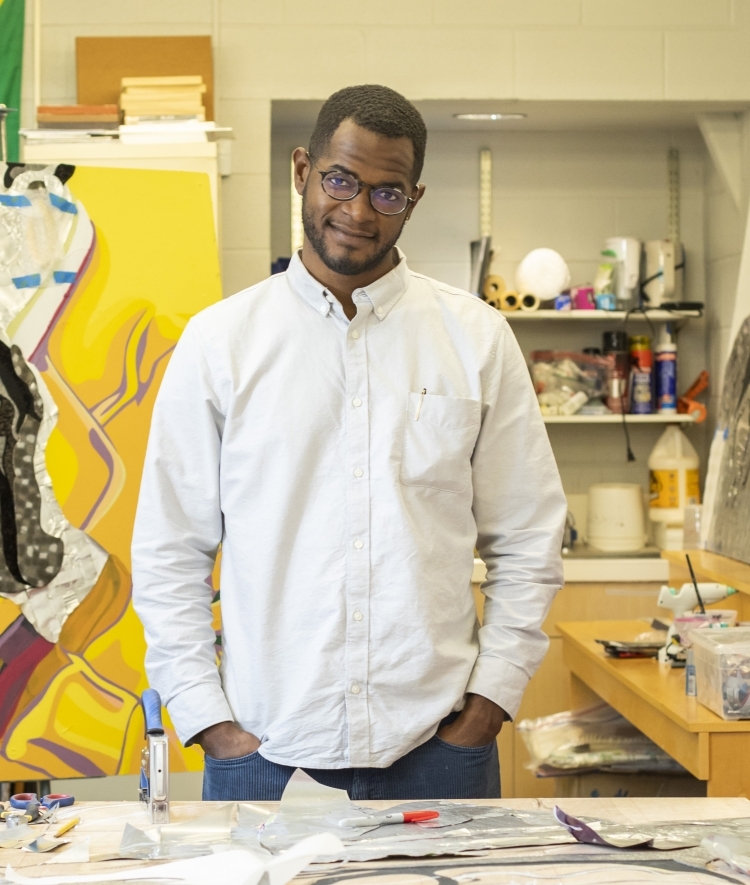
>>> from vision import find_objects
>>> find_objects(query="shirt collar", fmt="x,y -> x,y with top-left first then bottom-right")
286,248 -> 410,320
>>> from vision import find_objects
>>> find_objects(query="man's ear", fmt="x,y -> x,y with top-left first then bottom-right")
405,183 -> 426,222
292,147 -> 311,196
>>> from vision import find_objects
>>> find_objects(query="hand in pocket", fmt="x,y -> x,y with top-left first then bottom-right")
195,721 -> 261,759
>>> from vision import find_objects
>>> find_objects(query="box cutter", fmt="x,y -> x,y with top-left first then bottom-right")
139,688 -> 169,824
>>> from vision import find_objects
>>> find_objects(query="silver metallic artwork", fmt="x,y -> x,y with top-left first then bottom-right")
708,315 -> 750,564
0,164 -> 107,641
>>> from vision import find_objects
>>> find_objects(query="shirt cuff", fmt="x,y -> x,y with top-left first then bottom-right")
166,682 -> 235,746
465,655 -> 531,722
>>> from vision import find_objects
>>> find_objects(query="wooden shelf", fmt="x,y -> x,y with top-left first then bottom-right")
544,413 -> 695,424
661,549 -> 750,596
501,309 -> 701,321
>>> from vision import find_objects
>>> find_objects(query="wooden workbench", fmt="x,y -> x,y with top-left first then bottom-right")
559,619 -> 750,797
2,798 -> 750,879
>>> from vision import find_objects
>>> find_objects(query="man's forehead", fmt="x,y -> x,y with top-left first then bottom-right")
321,120 -> 414,183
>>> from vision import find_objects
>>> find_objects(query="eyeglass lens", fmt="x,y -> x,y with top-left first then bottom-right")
321,171 -> 408,216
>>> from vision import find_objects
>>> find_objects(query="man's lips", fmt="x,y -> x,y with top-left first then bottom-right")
327,221 -> 376,243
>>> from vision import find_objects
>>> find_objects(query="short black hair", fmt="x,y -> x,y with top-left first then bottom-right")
309,85 -> 427,185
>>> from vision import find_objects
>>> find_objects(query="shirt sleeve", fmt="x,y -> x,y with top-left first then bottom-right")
466,319 -> 567,720
131,319 -> 234,745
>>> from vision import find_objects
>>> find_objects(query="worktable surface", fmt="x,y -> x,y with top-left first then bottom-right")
3,797 -> 750,879
559,619 -> 750,796
558,619 -> 750,733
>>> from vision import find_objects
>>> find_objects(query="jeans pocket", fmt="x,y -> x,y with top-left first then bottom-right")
204,750 -> 261,767
433,735 -> 495,754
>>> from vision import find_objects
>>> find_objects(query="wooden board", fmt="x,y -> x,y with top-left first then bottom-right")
76,36 -> 214,120
662,549 -> 750,596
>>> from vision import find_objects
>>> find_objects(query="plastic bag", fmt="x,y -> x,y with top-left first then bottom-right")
518,703 -> 685,775
530,351 -> 610,416
119,803 -> 235,860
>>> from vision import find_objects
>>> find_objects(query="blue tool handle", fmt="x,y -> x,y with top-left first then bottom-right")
42,794 -> 75,809
142,688 -> 165,736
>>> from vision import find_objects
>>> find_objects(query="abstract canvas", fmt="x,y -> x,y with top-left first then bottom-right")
0,162 -> 222,779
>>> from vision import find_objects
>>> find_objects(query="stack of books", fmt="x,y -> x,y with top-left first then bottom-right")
36,104 -> 120,130
119,76 -> 207,124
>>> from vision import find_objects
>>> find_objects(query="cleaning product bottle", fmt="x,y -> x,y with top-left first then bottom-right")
648,425 -> 700,549
655,323 -> 678,413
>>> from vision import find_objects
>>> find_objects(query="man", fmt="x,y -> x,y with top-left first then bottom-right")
132,84 -> 566,802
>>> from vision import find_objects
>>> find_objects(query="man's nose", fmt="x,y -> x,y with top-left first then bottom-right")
341,187 -> 376,222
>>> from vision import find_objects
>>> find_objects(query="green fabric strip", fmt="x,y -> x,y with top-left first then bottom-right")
0,0 -> 26,162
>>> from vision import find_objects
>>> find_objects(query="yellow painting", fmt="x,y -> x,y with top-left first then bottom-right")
0,164 -> 222,779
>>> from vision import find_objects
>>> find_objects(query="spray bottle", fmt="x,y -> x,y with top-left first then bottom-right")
655,323 -> 678,413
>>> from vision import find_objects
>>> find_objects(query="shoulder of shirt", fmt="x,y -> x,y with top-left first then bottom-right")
187,275 -> 281,332
408,270 -> 509,327
182,273 -> 286,343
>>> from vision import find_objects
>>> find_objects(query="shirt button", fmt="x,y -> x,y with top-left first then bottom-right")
354,468 -> 363,478
351,330 -> 360,339
351,682 -> 361,694
352,397 -> 362,407
353,611 -> 363,621
353,539 -> 364,549
376,306 -> 384,316
320,305 -> 327,314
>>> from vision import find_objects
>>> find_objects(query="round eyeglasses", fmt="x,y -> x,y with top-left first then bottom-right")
317,168 -> 416,216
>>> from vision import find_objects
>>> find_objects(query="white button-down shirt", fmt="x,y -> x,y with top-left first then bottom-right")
132,250 -> 566,768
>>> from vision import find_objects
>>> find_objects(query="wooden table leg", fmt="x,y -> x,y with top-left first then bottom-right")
570,673 -> 603,709
709,733 -> 750,797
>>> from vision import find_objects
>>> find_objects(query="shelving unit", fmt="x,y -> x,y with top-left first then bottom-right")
543,414 -> 695,425
515,308 -> 700,428
501,309 -> 701,322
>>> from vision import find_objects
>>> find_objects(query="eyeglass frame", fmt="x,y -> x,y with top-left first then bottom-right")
310,156 -> 418,217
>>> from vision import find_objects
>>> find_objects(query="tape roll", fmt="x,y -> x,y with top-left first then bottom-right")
519,292 -> 540,312
482,274 -> 506,301
500,291 -> 520,311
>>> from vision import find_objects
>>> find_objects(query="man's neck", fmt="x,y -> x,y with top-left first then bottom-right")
300,241 -> 399,320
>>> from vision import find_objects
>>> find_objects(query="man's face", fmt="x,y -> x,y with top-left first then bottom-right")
296,119 -> 423,276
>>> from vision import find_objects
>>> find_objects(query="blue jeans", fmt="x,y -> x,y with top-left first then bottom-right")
202,732 -> 500,801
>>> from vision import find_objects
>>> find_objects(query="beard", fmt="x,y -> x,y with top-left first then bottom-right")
302,191 -> 403,276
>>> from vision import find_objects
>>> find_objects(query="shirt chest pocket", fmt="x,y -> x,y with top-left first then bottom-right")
400,392 -> 481,494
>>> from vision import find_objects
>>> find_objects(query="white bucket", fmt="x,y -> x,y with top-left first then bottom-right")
587,483 -> 646,553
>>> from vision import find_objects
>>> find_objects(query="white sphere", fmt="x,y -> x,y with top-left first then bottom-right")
515,248 -> 571,300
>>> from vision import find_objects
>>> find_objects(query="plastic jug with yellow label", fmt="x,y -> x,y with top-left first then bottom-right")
648,425 -> 700,526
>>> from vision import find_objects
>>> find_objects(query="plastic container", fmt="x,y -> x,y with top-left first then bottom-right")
648,426 -> 700,525
673,611 -> 738,647
692,627 -> 750,720
587,483 -> 646,552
